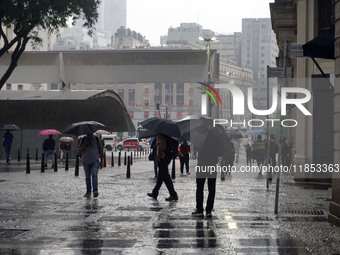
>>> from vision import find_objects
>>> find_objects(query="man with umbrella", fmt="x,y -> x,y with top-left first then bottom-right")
2,130 -> 14,165
43,135 -> 56,168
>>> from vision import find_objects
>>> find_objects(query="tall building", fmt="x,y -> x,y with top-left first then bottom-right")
96,0 -> 127,36
212,33 -> 242,66
166,23 -> 214,46
241,18 -> 279,110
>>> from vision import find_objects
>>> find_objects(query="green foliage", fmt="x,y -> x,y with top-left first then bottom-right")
0,0 -> 100,37
0,0 -> 100,89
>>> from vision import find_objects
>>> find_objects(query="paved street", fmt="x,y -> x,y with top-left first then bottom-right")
0,151 -> 339,254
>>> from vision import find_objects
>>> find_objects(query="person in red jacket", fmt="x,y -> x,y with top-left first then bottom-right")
179,140 -> 191,175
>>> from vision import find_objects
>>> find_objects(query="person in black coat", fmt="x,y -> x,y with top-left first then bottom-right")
147,134 -> 178,201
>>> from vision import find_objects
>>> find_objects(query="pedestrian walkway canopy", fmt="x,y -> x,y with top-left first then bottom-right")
0,90 -> 135,132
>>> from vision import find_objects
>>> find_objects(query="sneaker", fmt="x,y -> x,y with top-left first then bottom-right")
84,192 -> 91,198
186,171 -> 190,175
147,193 -> 157,199
192,210 -> 204,217
93,191 -> 99,197
206,212 -> 212,218
165,195 -> 178,201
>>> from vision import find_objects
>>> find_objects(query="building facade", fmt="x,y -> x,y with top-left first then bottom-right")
241,18 -> 279,110
270,0 -> 340,227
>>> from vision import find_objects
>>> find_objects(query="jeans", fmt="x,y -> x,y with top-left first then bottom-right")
4,145 -> 11,163
83,160 -> 99,192
44,150 -> 55,166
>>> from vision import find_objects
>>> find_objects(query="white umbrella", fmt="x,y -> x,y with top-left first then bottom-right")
95,129 -> 110,135
59,137 -> 74,142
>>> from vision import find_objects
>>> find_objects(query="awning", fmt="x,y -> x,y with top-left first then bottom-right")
303,28 -> 335,60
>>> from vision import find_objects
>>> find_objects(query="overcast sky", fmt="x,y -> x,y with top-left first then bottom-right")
127,0 -> 274,46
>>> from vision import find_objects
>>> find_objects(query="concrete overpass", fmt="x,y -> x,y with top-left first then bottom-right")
0,49 -> 218,86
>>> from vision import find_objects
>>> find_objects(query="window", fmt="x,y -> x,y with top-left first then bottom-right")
6,83 -> 12,90
18,84 -> 23,90
154,83 -> 162,105
144,100 -> 149,106
129,111 -> 134,119
189,99 -> 193,106
128,89 -> 135,106
144,88 -> 149,96
118,89 -> 124,101
189,88 -> 194,96
165,83 -> 173,106
176,83 -> 184,106
144,111 -> 149,119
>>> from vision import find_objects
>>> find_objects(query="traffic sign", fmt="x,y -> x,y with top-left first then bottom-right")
267,67 -> 292,78
288,43 -> 306,58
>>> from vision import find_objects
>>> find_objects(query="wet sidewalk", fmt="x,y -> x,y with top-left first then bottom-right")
0,152 -> 339,254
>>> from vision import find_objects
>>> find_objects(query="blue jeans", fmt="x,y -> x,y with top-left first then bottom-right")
4,145 -> 11,163
44,150 -> 55,166
83,160 -> 99,193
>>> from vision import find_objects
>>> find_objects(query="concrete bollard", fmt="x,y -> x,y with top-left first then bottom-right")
65,153 -> 69,171
41,153 -> 45,172
54,152 -> 58,172
75,155 -> 79,176
111,152 -> 114,167
171,157 -> 176,179
26,149 -> 30,174
126,156 -> 131,178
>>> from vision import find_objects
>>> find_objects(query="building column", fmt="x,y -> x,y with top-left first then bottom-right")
329,0 -> 340,227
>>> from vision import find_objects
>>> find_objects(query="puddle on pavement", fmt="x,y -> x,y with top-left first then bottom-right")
235,238 -> 310,254
68,239 -> 136,248
280,216 -> 328,222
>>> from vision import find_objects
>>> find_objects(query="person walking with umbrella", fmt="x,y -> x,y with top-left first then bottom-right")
78,133 -> 103,198
147,134 -> 179,201
2,130 -> 14,165
43,135 -> 56,168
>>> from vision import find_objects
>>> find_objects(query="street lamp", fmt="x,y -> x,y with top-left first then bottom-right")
199,36 -> 218,82
199,36 -> 218,116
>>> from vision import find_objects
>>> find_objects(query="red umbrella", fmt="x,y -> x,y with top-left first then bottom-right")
38,129 -> 61,135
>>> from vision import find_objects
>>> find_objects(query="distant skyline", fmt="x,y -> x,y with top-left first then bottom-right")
127,0 -> 274,46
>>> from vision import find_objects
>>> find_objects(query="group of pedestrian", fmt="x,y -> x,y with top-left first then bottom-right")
243,134 -> 292,172
147,129 -> 236,218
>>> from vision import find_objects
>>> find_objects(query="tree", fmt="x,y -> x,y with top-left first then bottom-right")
0,0 -> 100,90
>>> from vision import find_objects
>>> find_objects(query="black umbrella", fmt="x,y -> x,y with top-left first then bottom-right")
137,127 -> 157,139
1,124 -> 20,131
63,121 -> 105,136
139,117 -> 182,138
176,115 -> 213,148
227,131 -> 243,139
